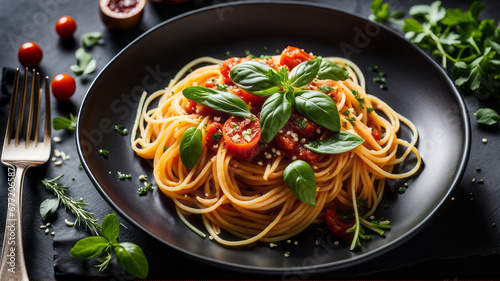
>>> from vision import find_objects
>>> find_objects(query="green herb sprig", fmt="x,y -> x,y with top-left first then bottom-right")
70,213 -> 149,279
397,1 -> 500,97
40,175 -> 101,236
52,113 -> 77,133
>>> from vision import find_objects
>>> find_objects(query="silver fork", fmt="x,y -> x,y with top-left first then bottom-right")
0,68 -> 51,281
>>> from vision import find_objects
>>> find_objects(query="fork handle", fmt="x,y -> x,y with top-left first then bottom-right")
0,165 -> 29,281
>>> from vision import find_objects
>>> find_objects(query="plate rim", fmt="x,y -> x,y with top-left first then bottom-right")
76,0 -> 472,274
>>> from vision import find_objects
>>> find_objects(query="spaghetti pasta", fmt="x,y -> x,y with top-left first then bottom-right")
132,47 -> 421,248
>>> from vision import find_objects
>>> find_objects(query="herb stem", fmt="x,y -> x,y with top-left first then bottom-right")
41,175 -> 101,236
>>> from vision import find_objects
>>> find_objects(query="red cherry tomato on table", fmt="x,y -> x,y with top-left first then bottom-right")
223,115 -> 261,153
51,74 -> 76,102
324,205 -> 355,242
279,46 -> 314,70
55,16 -> 77,39
18,42 -> 43,67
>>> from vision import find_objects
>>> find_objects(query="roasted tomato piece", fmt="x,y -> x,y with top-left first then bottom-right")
275,133 -> 318,166
291,116 -> 320,138
205,122 -> 223,150
223,115 -> 261,157
324,205 -> 355,242
279,46 -> 314,70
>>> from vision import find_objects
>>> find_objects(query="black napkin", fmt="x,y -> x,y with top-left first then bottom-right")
1,66 -> 499,280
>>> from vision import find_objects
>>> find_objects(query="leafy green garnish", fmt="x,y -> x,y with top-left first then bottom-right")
98,149 -> 109,159
395,0 -> 500,97
138,182 -> 154,196
70,213 -> 149,279
40,175 -> 101,235
40,198 -> 59,221
114,125 -> 128,135
283,160 -> 317,206
369,0 -> 405,24
53,113 -> 77,132
70,48 -> 97,76
179,127 -> 203,169
182,86 -> 251,118
117,172 -> 132,180
305,131 -> 365,154
475,108 -> 500,125
81,32 -> 103,48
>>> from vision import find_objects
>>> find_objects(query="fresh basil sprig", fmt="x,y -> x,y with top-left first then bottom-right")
182,86 -> 251,118
70,213 -> 149,279
283,160 -> 317,206
229,58 -> 347,142
305,131 -> 365,154
179,127 -> 203,169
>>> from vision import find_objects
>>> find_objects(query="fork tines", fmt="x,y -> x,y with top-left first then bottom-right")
4,67 -> 50,148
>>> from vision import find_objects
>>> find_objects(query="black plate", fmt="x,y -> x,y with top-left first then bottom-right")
76,1 -> 470,274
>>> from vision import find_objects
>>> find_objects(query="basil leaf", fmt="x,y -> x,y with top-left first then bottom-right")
70,236 -> 109,259
71,47 -> 96,76
289,59 -> 320,87
52,113 -> 77,132
182,86 -> 251,118
230,61 -> 280,97
81,32 -> 103,48
115,242 -> 149,279
475,108 -> 500,125
293,90 -> 340,132
260,92 -> 293,142
179,127 -> 202,169
101,213 -> 119,242
283,160 -> 316,206
40,198 -> 59,221
317,60 -> 349,81
305,131 -> 365,154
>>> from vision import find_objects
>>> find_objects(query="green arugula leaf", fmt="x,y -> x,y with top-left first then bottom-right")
179,127 -> 203,169
230,61 -> 280,96
283,160 -> 316,206
70,47 -> 96,76
69,236 -> 110,259
101,213 -> 119,242
52,113 -> 77,132
40,198 -> 59,221
115,242 -> 149,279
293,90 -> 340,132
259,92 -> 293,143
304,131 -> 365,154
182,86 -> 251,118
475,108 -> 500,125
82,32 -> 103,48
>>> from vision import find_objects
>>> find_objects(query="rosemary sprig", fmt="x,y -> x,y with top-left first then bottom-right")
40,174 -> 101,236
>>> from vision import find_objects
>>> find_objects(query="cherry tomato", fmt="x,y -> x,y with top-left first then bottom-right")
55,16 -> 77,39
279,46 -> 314,70
223,115 -> 261,153
324,205 -> 355,242
228,87 -> 267,107
205,122 -> 223,150
51,74 -> 76,102
220,57 -> 250,84
18,42 -> 43,67
371,129 -> 381,141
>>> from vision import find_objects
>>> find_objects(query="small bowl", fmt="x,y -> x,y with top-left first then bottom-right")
99,0 -> 146,30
